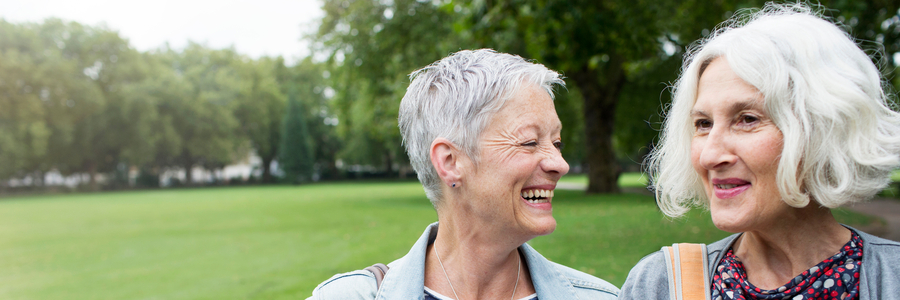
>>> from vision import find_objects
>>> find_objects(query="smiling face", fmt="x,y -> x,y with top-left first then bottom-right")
461,83 -> 569,237
690,57 -> 787,233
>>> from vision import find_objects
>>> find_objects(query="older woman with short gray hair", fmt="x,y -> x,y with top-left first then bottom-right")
621,3 -> 900,299
308,49 -> 618,300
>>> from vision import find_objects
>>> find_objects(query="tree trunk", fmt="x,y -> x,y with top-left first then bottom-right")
383,149 -> 394,178
34,170 -> 44,187
184,161 -> 194,186
571,59 -> 627,194
261,155 -> 273,183
88,162 -> 99,191
325,157 -> 338,180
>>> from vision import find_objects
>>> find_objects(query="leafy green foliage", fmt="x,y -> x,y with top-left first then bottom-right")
0,19 -> 148,189
314,0 -> 474,174
0,17 -> 342,188
0,1 -> 896,190
280,57 -> 342,180
279,93 -> 315,183
233,57 -> 287,182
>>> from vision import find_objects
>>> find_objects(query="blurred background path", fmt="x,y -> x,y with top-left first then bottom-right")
848,198 -> 900,242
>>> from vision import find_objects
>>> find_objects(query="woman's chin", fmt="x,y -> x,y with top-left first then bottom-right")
711,215 -> 748,233
527,218 -> 557,236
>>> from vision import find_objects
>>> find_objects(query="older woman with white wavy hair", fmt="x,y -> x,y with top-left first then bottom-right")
308,49 -> 618,300
620,3 -> 900,299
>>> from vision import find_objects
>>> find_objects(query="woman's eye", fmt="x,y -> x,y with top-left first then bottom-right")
739,115 -> 759,124
693,119 -> 712,130
522,141 -> 538,147
553,141 -> 565,150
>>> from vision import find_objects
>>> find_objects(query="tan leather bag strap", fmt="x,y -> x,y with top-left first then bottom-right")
364,263 -> 390,289
662,243 -> 710,300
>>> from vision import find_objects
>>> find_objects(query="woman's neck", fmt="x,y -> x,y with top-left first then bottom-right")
732,205 -> 851,290
424,216 -> 535,300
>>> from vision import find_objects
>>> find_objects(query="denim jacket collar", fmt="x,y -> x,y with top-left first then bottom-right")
376,222 -> 582,300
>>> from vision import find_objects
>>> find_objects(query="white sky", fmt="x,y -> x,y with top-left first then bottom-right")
0,0 -> 324,65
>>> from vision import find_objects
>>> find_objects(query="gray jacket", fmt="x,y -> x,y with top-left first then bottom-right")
308,222 -> 619,300
619,226 -> 900,299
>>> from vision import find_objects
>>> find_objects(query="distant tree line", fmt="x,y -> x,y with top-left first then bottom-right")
2,0 -> 898,193
0,19 -> 339,191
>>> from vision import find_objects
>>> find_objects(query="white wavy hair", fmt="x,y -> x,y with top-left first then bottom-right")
649,3 -> 900,217
399,49 -> 564,207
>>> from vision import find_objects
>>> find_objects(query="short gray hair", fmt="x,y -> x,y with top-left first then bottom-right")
399,49 -> 564,207
650,3 -> 900,217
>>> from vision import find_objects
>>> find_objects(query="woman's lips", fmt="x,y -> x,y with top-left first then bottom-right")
521,187 -> 554,210
712,178 -> 750,199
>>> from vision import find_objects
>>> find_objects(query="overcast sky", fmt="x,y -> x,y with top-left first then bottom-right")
0,0 -> 324,64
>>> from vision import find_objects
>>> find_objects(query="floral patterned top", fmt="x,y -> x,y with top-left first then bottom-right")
711,230 -> 863,300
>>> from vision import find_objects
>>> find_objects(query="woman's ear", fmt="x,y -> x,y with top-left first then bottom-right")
430,137 -> 464,186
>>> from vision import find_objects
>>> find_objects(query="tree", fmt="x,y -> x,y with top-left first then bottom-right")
279,92 -> 314,183
120,53 -> 191,178
279,57 -> 343,180
0,20 -> 54,182
314,0 -> 468,176
155,44 -> 242,184
455,0 -> 722,193
233,57 -> 287,183
0,19 -> 152,190
39,19 -> 154,190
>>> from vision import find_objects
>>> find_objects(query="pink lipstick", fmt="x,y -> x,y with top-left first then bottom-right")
711,178 -> 750,199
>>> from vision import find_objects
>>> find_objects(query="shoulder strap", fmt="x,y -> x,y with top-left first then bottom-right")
662,243 -> 710,300
364,263 -> 390,289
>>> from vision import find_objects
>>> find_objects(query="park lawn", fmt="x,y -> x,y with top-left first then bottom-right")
0,179 -> 877,299
558,172 -> 649,188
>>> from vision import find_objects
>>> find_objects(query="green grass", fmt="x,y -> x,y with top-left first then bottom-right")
0,179 -> 880,299
559,172 -> 649,188
1,183 -> 437,300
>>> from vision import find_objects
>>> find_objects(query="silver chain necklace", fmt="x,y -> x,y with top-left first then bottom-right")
433,243 -> 521,300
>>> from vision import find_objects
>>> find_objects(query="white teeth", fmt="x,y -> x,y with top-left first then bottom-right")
716,184 -> 738,189
521,189 -> 554,202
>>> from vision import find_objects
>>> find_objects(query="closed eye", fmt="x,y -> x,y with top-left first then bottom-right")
521,141 -> 538,147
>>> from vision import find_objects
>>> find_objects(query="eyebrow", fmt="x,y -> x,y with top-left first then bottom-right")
515,121 -> 563,136
691,98 -> 760,117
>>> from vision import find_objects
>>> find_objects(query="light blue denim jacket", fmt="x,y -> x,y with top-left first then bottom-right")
619,226 -> 900,299
308,222 -> 619,300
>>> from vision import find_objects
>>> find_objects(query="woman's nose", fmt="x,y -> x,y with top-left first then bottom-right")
698,127 -> 738,170
543,147 -> 570,177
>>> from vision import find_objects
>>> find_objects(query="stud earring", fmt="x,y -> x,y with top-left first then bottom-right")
452,183 -> 456,188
